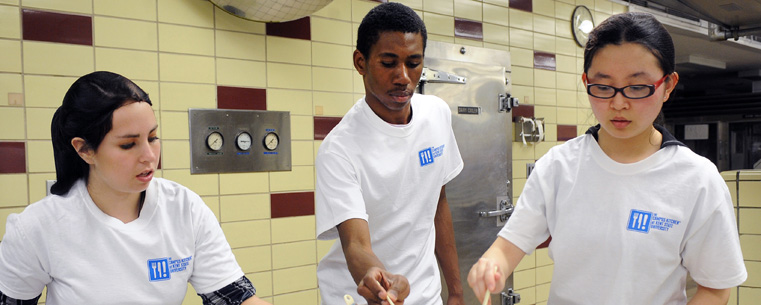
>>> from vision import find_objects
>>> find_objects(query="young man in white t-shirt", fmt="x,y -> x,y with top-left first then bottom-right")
315,3 -> 464,305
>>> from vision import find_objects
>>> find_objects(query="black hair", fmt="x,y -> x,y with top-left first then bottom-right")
356,2 -> 427,58
50,71 -> 151,195
584,12 -> 675,76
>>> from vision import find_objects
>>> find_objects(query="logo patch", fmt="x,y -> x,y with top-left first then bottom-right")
418,144 -> 445,166
147,255 -> 193,282
627,209 -> 681,234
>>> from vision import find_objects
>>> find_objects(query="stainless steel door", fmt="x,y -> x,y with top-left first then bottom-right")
421,42 -> 514,305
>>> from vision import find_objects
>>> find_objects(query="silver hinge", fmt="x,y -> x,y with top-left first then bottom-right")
498,93 -> 519,112
419,67 -> 467,84
501,288 -> 521,305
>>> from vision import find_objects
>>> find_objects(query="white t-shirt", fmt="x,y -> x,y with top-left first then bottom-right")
500,133 -> 747,304
316,94 -> 463,305
0,178 -> 244,304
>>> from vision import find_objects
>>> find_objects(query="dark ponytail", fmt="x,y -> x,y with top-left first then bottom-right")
50,71 -> 151,195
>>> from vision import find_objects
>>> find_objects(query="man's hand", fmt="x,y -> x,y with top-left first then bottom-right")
356,267 -> 410,305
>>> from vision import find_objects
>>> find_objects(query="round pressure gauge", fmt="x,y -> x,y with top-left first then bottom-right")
236,132 -> 252,150
263,132 -> 279,151
206,131 -> 224,151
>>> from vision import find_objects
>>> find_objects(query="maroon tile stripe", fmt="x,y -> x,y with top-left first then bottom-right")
22,9 -> 93,46
557,124 -> 578,141
266,17 -> 311,40
509,0 -> 533,12
511,104 -> 534,121
314,116 -> 342,140
537,236 -> 552,249
534,51 -> 556,71
454,18 -> 483,41
0,142 -> 26,174
271,191 -> 315,218
217,86 -> 267,110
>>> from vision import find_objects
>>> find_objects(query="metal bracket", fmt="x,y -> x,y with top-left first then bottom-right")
501,288 -> 521,305
479,197 -> 514,226
419,67 -> 467,84
498,93 -> 519,112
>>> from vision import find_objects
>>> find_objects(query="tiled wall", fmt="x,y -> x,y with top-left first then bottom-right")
0,0 -> 631,304
724,170 -> 761,305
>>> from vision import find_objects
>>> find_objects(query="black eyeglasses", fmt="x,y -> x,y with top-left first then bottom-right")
586,75 -> 669,99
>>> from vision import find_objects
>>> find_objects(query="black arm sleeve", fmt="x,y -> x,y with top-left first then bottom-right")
0,291 -> 41,305
198,276 -> 256,305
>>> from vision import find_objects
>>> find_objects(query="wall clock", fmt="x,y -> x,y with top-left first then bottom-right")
572,5 -> 595,47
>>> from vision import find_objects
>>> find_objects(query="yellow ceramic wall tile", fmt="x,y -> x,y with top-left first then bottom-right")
159,111 -> 189,140
513,268 -> 536,289
534,141 -> 555,157
266,36 -> 311,65
248,271 -> 272,297
0,39 -> 21,73
509,8 -> 533,31
483,3 -> 509,27
159,24 -> 214,56
543,123 -> 558,142
93,17 -> 158,51
214,7 -> 265,34
313,67 -> 353,93
272,240 -> 316,269
271,215 -> 315,243
312,42 -> 353,69
739,208 -> 761,234
515,287 -> 535,305
595,12 -> 612,27
272,265 -> 317,294
595,0 -> 612,14
744,261 -> 761,287
577,108 -> 595,126
292,141 -> 314,166
273,289 -> 318,305
289,115 -> 314,141
25,108 -> 55,140
28,173 -> 54,203
739,172 -> 761,180
0,174 -> 27,207
0,207 -> 24,239
535,264 -> 553,284
351,0 -> 377,22
0,73 -> 21,105
483,42 -> 510,52
313,91 -> 353,116
555,21 -> 571,39
554,2 -> 573,20
160,140 -> 189,169
741,235 -> 761,261
535,105 -> 557,123
739,181 -> 761,207
23,75 -> 75,107
233,245 -> 272,273
576,0 -> 595,8
483,23 -> 509,45
534,15 -> 555,35
219,172 -> 269,194
159,82 -> 215,111
183,284 -> 201,305
454,0 -> 482,21
94,0 -> 156,21
556,37 -> 577,56
159,53 -> 215,84
535,70 -> 556,89
511,66 -> 533,87
27,140 -> 54,173
0,107 -> 24,139
157,0 -> 213,27
512,177 -> 526,196
509,47 -> 533,68
556,106 -> 576,125
424,12 -> 454,37
512,160 -> 530,179
266,89 -> 312,116
269,165 -> 314,192
316,239 -> 335,261
534,32 -> 556,54
353,73 -> 364,94
200,195 -> 220,221
555,54 -> 575,73
216,58 -> 267,88
536,282 -> 551,302
535,247 -> 553,266
311,17 -> 352,45
0,6 -> 20,39
482,0 -> 508,6
95,48 -> 159,81
23,0 -> 90,13
739,287 -> 761,305
557,72 -> 579,91
533,0 -> 554,17
162,169 -> 219,196
727,181 -> 738,207
267,63 -> 312,90
215,30 -> 265,61
611,2 -> 628,14
514,251 -> 535,271
313,0 -> 351,21
220,194 -> 270,222
0,0 -> 17,5
556,89 -> 578,108
395,0 -> 423,10
424,0 -> 453,16
511,84 -> 533,106
221,219 -> 271,248
428,33 -> 455,43
534,87 -> 556,106
509,28 -> 533,49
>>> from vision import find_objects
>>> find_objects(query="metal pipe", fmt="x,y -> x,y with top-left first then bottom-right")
709,25 -> 761,41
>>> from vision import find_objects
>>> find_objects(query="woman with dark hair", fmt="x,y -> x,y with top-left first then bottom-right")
0,71 -> 270,305
467,12 -> 746,304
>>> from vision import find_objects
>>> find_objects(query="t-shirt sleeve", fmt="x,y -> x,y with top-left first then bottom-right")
0,214 -> 50,299
497,153 -> 552,255
315,149 -> 368,241
681,171 -> 747,289
188,194 -> 245,294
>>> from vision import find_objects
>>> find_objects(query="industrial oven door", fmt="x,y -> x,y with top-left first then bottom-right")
420,51 -> 516,304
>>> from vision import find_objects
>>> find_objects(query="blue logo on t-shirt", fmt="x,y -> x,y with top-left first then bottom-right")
147,256 -> 193,282
418,144 -> 445,166
627,209 -> 682,234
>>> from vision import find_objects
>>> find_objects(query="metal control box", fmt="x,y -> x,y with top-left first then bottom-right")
189,109 -> 291,174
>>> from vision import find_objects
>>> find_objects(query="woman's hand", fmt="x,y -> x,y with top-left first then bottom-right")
467,258 -> 505,305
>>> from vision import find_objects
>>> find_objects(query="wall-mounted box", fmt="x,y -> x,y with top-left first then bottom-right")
189,109 -> 291,174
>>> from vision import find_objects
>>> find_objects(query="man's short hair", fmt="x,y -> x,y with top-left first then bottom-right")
356,2 -> 427,58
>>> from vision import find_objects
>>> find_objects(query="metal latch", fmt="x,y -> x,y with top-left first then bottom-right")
498,94 -> 519,112
501,288 -> 521,305
419,67 -> 467,84
479,197 -> 514,226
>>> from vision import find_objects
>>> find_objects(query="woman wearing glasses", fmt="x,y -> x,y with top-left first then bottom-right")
467,12 -> 746,304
